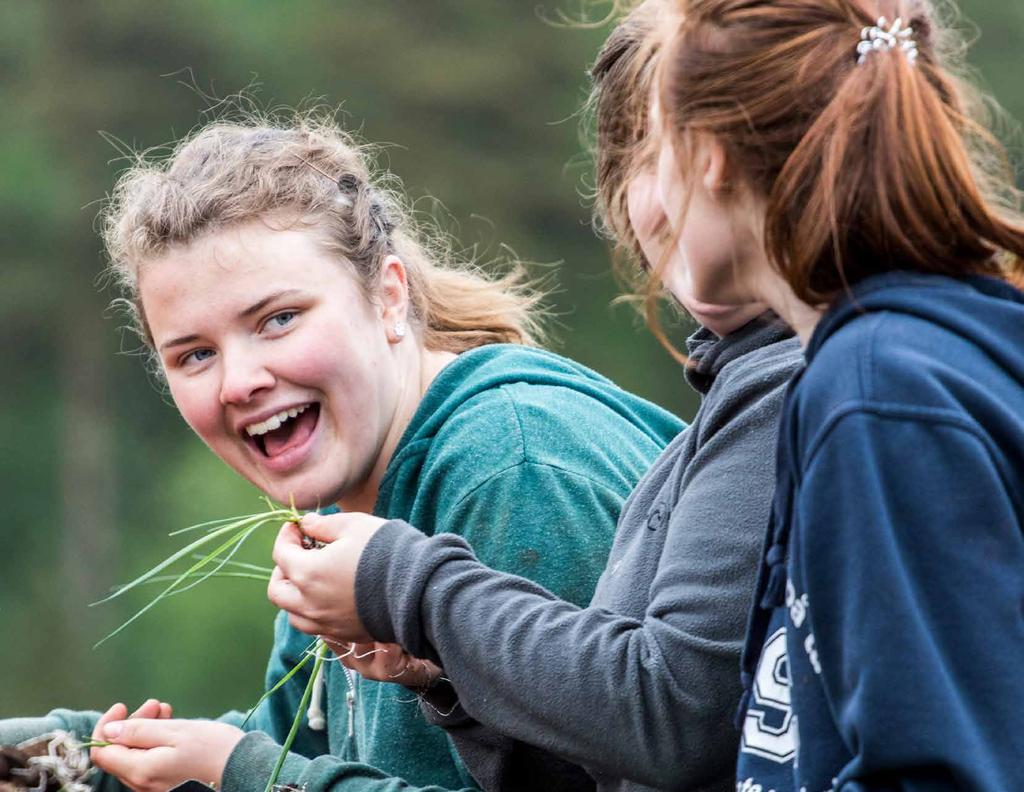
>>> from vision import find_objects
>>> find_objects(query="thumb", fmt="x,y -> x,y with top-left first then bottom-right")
299,512 -> 344,543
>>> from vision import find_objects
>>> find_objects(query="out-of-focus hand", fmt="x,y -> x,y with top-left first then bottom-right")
127,698 -> 173,721
90,704 -> 243,792
268,511 -> 387,643
326,640 -> 443,690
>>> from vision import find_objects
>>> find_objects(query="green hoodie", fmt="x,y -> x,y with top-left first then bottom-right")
1,344 -> 681,791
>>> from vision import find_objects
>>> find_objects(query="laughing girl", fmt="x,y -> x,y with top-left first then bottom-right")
0,116 -> 681,791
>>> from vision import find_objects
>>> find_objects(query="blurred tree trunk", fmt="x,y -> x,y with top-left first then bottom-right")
46,0 -> 119,646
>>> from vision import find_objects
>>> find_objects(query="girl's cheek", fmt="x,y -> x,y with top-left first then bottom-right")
168,381 -> 218,437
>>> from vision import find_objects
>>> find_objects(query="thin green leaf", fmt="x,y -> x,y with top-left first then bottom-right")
110,571 -> 270,593
167,512 -> 269,537
92,518 -> 263,606
74,740 -> 112,749
171,520 -> 268,597
240,645 -> 318,730
94,525 -> 260,648
264,641 -> 328,792
188,555 -> 273,574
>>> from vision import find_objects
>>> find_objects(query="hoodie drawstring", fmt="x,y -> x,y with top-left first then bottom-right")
307,662 -> 327,731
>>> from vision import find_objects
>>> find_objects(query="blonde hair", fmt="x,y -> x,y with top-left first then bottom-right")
102,111 -> 547,353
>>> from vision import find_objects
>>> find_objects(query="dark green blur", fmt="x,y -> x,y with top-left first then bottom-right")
0,0 -> 1021,720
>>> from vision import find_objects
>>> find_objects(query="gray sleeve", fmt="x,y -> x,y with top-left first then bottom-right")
416,683 -> 594,792
356,370 -> 779,790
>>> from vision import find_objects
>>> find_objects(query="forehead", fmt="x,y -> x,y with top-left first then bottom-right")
138,223 -> 357,338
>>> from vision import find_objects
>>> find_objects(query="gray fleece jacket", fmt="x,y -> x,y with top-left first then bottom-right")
356,316 -> 802,792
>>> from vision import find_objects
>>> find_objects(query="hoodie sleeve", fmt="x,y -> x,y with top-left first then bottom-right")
221,731 -> 479,792
788,407 -> 1024,791
357,394 -> 772,790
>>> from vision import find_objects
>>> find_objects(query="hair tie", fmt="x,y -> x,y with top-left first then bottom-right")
857,16 -> 918,66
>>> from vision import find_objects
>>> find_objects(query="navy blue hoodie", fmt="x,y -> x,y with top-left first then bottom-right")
736,272 -> 1024,791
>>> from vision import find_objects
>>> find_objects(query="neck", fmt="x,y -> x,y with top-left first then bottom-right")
755,270 -> 823,347
337,344 -> 457,513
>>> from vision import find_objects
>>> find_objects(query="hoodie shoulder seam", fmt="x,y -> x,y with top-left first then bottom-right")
803,402 -> 988,470
448,458 -> 627,514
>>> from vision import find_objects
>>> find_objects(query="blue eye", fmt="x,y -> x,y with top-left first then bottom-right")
266,311 -> 297,330
182,348 -> 215,366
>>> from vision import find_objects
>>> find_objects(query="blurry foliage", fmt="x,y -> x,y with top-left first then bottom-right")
0,0 -> 1022,720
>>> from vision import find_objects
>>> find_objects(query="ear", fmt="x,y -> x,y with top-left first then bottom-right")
700,135 -> 731,195
377,255 -> 410,332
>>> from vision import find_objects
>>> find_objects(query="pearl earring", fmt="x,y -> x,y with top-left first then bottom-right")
393,320 -> 407,341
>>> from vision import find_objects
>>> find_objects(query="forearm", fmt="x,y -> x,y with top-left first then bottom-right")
358,522 -> 732,788
0,708 -> 106,744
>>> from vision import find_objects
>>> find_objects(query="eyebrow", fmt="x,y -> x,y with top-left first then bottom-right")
157,289 -> 306,353
239,289 -> 304,318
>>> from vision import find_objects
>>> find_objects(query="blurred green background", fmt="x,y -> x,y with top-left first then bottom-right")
1,0 -> 1022,721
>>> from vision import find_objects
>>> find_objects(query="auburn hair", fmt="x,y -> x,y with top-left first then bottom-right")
590,0 -> 663,269
658,0 -> 1024,304
102,111 -> 546,355
588,0 -> 700,363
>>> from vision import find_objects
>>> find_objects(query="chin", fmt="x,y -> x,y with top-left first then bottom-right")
267,482 -> 341,512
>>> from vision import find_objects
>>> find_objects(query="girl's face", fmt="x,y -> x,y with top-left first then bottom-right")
627,152 -> 766,336
140,222 -> 408,510
653,130 -> 764,310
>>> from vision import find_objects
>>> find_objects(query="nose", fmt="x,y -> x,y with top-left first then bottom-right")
218,346 -> 275,406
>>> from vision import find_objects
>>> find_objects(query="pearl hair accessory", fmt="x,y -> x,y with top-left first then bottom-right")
857,16 -> 918,66
393,320 -> 408,340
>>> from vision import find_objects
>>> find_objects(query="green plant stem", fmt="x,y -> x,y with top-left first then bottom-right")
241,639 -> 318,729
75,739 -> 112,749
264,640 -> 328,792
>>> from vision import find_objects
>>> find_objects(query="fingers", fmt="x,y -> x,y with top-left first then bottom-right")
102,717 -> 177,749
286,610 -> 324,637
128,699 -> 162,720
335,642 -> 402,682
93,702 -> 127,744
89,741 -> 157,784
298,512 -> 344,543
91,703 -> 128,769
159,702 -> 173,719
271,521 -> 307,570
267,564 -> 303,614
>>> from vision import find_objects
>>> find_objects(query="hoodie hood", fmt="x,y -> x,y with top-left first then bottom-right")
738,271 -> 1024,735
808,271 -> 1024,380
377,344 -> 682,509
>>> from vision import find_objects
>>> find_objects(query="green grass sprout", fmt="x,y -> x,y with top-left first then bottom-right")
240,637 -> 320,729
74,739 -> 112,749
264,640 -> 329,792
93,496 -> 322,789
92,500 -> 301,648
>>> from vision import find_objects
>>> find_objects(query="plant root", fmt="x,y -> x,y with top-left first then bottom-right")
0,731 -> 92,792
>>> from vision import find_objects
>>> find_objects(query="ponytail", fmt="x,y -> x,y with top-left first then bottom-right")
659,0 -> 1024,304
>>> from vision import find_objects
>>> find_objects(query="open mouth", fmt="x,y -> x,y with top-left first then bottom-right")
245,403 -> 321,458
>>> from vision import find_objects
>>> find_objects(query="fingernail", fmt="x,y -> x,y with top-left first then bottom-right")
104,721 -> 123,738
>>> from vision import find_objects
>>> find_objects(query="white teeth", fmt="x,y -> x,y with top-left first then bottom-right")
245,404 -> 309,437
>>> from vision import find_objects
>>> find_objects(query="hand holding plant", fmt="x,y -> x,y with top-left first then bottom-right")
268,511 -> 387,642
89,701 -> 244,792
